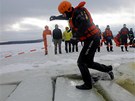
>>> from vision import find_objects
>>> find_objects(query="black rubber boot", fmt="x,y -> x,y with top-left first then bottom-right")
98,47 -> 100,52
107,47 -> 110,52
45,51 -> 48,55
121,46 -> 124,52
108,71 -> 114,80
110,47 -> 113,52
107,65 -> 114,80
125,46 -> 128,52
76,83 -> 92,90
55,51 -> 57,55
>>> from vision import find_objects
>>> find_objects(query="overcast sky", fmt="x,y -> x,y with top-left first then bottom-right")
0,0 -> 135,41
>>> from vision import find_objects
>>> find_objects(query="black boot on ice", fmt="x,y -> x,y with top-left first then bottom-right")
107,65 -> 114,80
106,47 -> 110,52
125,47 -> 128,52
110,47 -> 113,52
108,71 -> 114,80
76,84 -> 92,90
121,46 -> 124,52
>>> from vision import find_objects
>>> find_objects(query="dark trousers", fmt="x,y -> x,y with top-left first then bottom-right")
77,35 -> 112,86
65,41 -> 71,53
121,39 -> 128,51
53,39 -> 62,54
129,39 -> 133,45
106,39 -> 113,51
72,43 -> 78,52
97,46 -> 100,52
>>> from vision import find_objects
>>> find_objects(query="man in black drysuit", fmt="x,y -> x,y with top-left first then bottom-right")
50,1 -> 114,90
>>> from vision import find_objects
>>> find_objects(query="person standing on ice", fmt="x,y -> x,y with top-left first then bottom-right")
70,31 -> 79,52
119,24 -> 129,52
42,25 -> 51,55
96,25 -> 102,52
103,25 -> 113,52
50,1 -> 114,90
52,24 -> 63,54
63,26 -> 72,53
128,28 -> 134,46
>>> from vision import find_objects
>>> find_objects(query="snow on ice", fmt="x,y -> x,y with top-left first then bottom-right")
0,41 -> 135,101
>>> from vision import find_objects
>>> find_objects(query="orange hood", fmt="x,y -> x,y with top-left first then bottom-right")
75,1 -> 86,9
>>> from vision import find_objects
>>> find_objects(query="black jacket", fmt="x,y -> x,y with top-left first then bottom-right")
128,30 -> 134,40
53,28 -> 62,39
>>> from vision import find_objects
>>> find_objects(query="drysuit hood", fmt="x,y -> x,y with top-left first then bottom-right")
75,1 -> 86,9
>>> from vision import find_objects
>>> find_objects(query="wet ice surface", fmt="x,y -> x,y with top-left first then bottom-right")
55,77 -> 104,101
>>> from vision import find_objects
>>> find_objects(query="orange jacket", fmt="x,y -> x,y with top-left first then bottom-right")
42,29 -> 51,52
43,29 -> 51,40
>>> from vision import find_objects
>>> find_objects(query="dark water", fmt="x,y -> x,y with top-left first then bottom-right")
0,39 -> 43,45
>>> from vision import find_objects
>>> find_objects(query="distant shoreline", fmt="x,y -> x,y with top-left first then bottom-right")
0,39 -> 43,45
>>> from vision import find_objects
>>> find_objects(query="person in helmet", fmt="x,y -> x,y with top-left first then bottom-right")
50,1 -> 114,90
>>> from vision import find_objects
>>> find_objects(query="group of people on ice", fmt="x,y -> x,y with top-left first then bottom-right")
114,24 -> 135,52
42,23 -> 134,55
42,24 -> 79,55
97,24 -> 134,52
42,0 -> 134,90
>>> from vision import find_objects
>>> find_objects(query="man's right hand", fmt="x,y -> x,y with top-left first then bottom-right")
50,15 -> 69,21
50,16 -> 56,21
